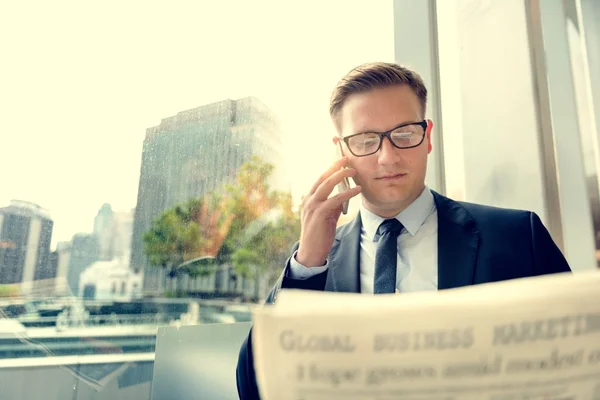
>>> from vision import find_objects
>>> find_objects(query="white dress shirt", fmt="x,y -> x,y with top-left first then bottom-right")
289,187 -> 439,293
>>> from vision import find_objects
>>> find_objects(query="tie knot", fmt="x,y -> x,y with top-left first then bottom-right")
377,218 -> 403,236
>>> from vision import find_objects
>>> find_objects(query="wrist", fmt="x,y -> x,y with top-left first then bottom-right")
295,250 -> 326,268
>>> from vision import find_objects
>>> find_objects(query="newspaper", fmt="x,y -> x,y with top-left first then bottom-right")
252,270 -> 600,399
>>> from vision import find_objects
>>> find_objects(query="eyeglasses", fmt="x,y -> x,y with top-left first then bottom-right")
338,120 -> 428,157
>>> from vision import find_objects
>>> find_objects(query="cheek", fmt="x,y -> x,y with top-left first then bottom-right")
348,158 -> 374,184
400,149 -> 428,172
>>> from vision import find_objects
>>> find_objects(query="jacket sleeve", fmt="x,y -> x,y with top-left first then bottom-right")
236,242 -> 329,399
265,241 -> 329,303
236,329 -> 261,400
530,212 -> 572,275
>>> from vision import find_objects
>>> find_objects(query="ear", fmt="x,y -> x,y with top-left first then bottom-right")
333,136 -> 346,157
426,119 -> 434,154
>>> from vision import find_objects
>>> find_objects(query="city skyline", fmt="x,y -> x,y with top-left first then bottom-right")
0,89 -> 349,250
0,1 -> 394,250
0,198 -> 134,252
1,95 -> 290,252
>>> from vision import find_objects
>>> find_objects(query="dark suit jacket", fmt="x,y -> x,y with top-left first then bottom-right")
236,191 -> 571,399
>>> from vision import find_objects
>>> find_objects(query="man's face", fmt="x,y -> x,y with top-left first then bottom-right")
337,84 -> 432,217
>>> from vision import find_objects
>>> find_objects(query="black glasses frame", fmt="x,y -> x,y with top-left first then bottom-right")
339,120 -> 428,157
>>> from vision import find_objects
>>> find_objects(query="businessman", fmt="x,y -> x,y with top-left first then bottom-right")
236,62 -> 571,399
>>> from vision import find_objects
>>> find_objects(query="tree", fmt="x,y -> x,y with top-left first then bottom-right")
143,155 -> 300,299
225,156 -> 300,299
143,193 -> 235,283
231,213 -> 300,299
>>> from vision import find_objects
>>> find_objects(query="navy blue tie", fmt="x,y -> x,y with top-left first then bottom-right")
374,218 -> 403,294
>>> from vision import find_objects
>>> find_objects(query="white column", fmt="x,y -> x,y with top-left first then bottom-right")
393,0 -> 445,194
579,0 -> 600,148
434,0 -> 466,200
533,0 -> 596,270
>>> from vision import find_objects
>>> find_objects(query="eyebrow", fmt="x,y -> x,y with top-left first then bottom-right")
352,120 -> 420,136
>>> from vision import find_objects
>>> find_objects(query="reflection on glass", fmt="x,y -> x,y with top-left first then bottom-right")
439,0 -> 548,220
0,1 -> 393,397
132,98 -> 292,298
564,0 -> 600,266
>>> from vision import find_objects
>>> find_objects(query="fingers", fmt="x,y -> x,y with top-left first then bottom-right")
313,167 -> 357,201
308,157 -> 349,195
303,181 -> 361,215
323,185 -> 362,210
303,158 -> 361,216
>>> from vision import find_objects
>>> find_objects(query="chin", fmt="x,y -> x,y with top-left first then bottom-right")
364,191 -> 409,211
380,187 -> 410,202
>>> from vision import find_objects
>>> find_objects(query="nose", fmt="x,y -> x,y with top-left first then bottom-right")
377,136 -> 402,165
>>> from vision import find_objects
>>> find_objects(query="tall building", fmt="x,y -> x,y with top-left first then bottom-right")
131,97 -> 286,294
93,203 -> 115,261
113,209 -> 134,263
0,200 -> 54,294
93,204 -> 134,263
66,233 -> 100,294
53,241 -> 73,295
54,241 -> 71,280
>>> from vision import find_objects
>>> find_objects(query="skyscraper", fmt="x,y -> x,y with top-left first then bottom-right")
54,241 -> 72,288
66,233 -> 100,294
0,200 -> 54,294
93,204 -> 134,263
131,97 -> 286,294
113,209 -> 134,263
93,203 -> 115,261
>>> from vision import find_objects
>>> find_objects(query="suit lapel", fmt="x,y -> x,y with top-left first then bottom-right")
432,191 -> 480,290
321,192 -> 479,292
324,213 -> 362,293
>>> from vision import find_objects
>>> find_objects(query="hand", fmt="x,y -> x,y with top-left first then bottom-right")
296,157 -> 362,267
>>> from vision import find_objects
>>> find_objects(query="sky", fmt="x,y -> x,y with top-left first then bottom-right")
0,1 -> 394,248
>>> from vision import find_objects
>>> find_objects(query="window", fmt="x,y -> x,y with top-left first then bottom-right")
2,1 -> 598,398
0,1 -> 394,397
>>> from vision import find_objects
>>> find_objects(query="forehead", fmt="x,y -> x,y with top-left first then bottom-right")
338,85 -> 422,136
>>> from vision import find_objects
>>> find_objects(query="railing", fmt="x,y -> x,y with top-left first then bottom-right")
0,352 -> 155,400
0,352 -> 154,368
19,313 -> 175,328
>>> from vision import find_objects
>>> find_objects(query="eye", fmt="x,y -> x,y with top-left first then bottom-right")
349,133 -> 379,147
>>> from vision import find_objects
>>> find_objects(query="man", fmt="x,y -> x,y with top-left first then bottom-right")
236,62 -> 571,399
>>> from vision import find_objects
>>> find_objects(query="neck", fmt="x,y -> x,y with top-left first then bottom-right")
361,186 -> 425,218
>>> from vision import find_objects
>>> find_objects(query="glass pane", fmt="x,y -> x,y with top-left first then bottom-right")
437,0 -> 548,220
0,1 -> 393,398
564,0 -> 600,266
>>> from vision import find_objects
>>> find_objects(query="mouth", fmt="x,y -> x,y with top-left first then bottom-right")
376,173 -> 408,181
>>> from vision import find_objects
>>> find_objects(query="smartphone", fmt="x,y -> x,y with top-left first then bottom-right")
336,141 -> 351,215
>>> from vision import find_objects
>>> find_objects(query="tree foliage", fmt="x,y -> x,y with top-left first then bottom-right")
143,193 -> 234,277
143,155 -> 300,289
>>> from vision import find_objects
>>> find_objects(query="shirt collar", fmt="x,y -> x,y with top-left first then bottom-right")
359,186 -> 435,241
